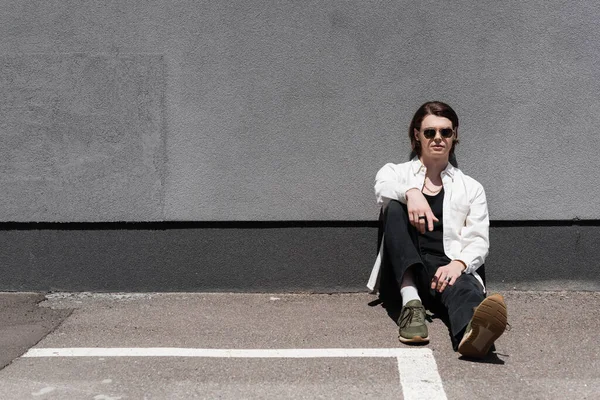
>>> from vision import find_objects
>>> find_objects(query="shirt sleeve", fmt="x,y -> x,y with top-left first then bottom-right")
458,183 -> 490,274
374,163 -> 421,207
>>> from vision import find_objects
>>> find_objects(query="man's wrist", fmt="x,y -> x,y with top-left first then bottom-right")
405,187 -> 420,198
453,259 -> 467,272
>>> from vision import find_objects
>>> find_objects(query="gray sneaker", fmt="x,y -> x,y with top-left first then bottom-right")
398,299 -> 429,343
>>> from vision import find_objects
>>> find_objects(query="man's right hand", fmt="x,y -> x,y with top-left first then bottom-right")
406,188 -> 438,234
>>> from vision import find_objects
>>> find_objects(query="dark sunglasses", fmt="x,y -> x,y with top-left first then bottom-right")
422,128 -> 454,139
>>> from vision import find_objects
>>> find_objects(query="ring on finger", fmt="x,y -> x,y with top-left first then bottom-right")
418,215 -> 426,220
445,276 -> 451,282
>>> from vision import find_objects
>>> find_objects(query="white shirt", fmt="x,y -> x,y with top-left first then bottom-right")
367,157 -> 489,292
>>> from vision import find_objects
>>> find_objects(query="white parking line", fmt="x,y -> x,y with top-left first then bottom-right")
397,352 -> 447,400
25,347 -> 411,358
23,347 -> 447,400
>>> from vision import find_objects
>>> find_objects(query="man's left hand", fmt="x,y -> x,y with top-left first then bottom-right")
431,260 -> 466,293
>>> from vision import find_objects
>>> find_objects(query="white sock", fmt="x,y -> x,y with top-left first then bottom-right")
400,286 -> 420,306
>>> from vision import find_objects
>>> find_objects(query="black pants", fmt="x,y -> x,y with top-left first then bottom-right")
379,200 -> 485,349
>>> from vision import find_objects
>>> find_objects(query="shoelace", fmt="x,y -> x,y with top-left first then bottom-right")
399,305 -> 425,328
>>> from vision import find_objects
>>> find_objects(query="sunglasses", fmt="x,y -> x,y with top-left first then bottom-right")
422,128 -> 454,139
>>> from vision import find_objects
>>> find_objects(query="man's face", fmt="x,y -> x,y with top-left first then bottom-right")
414,115 -> 455,161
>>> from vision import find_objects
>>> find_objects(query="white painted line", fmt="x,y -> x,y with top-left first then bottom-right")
24,347 -> 415,358
23,347 -> 447,399
397,353 -> 447,400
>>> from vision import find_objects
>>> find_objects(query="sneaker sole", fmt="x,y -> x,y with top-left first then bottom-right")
398,335 -> 429,344
458,294 -> 507,358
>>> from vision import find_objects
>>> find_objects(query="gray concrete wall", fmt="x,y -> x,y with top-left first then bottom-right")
1,1 -> 598,222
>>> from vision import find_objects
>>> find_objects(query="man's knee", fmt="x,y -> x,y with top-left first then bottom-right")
384,200 -> 408,221
443,274 -> 484,299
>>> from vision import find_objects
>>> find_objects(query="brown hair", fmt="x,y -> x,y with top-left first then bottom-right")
408,101 -> 459,157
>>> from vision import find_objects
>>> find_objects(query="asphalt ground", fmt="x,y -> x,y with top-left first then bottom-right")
0,291 -> 599,399
0,293 -> 72,370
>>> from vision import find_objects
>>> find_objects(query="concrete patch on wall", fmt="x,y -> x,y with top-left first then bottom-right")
0,54 -> 166,221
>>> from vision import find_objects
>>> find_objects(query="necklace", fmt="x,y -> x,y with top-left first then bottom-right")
423,178 -> 442,195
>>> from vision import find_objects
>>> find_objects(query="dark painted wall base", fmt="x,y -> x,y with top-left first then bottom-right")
1,222 -> 598,292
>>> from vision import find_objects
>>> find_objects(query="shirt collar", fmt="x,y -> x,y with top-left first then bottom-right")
410,157 -> 456,179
